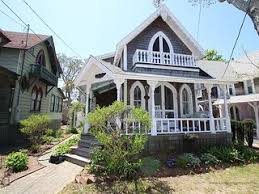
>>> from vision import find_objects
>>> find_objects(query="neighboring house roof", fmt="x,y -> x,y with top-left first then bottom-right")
237,50 -> 259,65
96,52 -> 115,60
1,30 -> 49,49
57,88 -> 66,99
197,59 -> 259,81
214,93 -> 259,105
0,31 -> 11,46
113,4 -> 204,65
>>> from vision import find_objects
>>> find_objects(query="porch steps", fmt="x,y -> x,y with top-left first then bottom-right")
65,134 -> 101,167
65,153 -> 91,167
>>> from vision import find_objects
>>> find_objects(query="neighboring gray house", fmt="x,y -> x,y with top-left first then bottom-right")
74,5 -> 234,154
0,30 -> 64,144
198,51 -> 259,139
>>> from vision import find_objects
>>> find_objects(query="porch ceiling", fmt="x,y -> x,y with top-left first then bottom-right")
214,93 -> 259,105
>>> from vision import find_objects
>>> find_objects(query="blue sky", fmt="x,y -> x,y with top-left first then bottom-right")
1,0 -> 258,60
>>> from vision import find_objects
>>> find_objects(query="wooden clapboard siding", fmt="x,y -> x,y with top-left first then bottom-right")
0,48 -> 20,73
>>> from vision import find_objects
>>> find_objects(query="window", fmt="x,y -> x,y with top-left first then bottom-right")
36,50 -> 46,66
55,97 -> 59,112
50,95 -> 55,112
148,31 -> 173,53
59,98 -> 63,112
31,86 -> 43,112
180,84 -> 193,116
130,81 -> 145,108
133,86 -> 142,107
247,80 -> 254,94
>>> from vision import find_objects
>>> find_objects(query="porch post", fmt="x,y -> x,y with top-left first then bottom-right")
248,102 -> 259,139
147,80 -> 158,136
205,84 -> 215,134
222,85 -> 231,133
84,85 -> 91,134
115,78 -> 125,101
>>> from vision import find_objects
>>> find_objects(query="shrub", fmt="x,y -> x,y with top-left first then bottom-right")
52,136 -> 80,156
45,129 -> 54,137
234,144 -> 258,162
66,127 -> 78,134
42,135 -> 55,144
207,146 -> 240,163
5,152 -> 29,172
88,101 -> 151,180
176,153 -> 201,168
20,114 -> 50,147
243,119 -> 255,147
140,157 -> 161,177
200,153 -> 220,165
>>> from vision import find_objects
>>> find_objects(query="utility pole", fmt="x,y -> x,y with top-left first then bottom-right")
15,24 -> 29,122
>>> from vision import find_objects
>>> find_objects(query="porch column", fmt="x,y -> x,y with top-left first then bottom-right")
124,80 -> 128,105
115,78 -> 125,101
205,84 -> 215,134
84,85 -> 91,134
147,80 -> 158,136
222,85 -> 231,133
248,102 -> 259,139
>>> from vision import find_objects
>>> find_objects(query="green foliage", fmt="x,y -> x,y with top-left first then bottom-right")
66,127 -> 79,134
52,136 -> 80,156
176,153 -> 201,168
88,101 -> 152,180
205,49 -> 225,61
5,152 -> 29,172
207,144 -> 258,163
200,153 -> 221,165
243,119 -> 255,147
41,135 -> 55,144
140,157 -> 161,176
45,129 -> 55,137
20,114 -> 50,146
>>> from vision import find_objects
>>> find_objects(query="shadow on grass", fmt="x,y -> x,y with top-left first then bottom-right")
93,178 -> 173,194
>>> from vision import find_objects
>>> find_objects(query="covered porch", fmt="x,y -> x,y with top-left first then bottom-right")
75,56 -> 232,136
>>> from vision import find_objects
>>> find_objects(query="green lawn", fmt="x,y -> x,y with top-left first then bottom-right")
61,163 -> 259,194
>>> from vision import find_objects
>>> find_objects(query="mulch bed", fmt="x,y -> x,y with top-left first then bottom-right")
0,156 -> 44,187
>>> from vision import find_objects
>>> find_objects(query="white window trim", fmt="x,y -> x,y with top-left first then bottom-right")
180,84 -> 193,116
130,81 -> 145,108
148,82 -> 178,118
148,31 -> 174,53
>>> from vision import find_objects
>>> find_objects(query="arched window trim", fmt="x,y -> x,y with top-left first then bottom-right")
148,31 -> 174,53
180,84 -> 193,116
36,49 -> 46,67
130,81 -> 145,108
31,86 -> 43,112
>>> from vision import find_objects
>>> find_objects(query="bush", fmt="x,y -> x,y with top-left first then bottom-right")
200,153 -> 220,165
66,127 -> 78,134
140,157 -> 160,176
5,152 -> 29,172
52,136 -> 80,156
207,144 -> 258,163
87,101 -> 151,180
243,120 -> 255,147
176,153 -> 201,168
20,114 -> 50,147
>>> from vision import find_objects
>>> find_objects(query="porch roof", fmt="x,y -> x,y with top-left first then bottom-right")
214,93 -> 259,105
74,56 -> 234,87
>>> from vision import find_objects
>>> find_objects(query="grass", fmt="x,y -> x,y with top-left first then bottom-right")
60,163 -> 259,194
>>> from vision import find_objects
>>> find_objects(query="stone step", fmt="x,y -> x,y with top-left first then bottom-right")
65,153 -> 90,167
71,147 -> 92,158
78,139 -> 100,148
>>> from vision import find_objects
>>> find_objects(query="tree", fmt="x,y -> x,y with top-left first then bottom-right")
58,54 -> 84,105
188,0 -> 259,35
204,49 -> 225,61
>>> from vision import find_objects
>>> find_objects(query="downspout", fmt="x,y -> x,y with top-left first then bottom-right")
15,25 -> 29,122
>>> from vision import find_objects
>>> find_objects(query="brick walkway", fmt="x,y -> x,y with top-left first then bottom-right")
0,137 -> 83,194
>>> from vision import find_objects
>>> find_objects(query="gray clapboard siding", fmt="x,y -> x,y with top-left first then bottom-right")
0,48 -> 20,73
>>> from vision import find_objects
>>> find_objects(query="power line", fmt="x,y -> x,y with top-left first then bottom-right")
221,0 -> 252,78
0,9 -> 24,27
22,0 -> 82,58
0,0 -> 43,41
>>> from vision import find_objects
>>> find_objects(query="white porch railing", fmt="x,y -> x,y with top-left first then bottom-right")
123,118 -> 228,135
133,49 -> 196,67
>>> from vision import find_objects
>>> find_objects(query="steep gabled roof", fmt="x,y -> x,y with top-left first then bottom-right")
113,4 -> 204,65
1,30 -> 49,49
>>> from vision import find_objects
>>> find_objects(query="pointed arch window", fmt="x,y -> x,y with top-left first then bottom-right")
36,50 -> 46,67
130,81 -> 145,108
180,84 -> 193,116
148,31 -> 173,53
31,86 -> 43,112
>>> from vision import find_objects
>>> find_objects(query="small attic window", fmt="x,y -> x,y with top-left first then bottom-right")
36,50 -> 46,66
